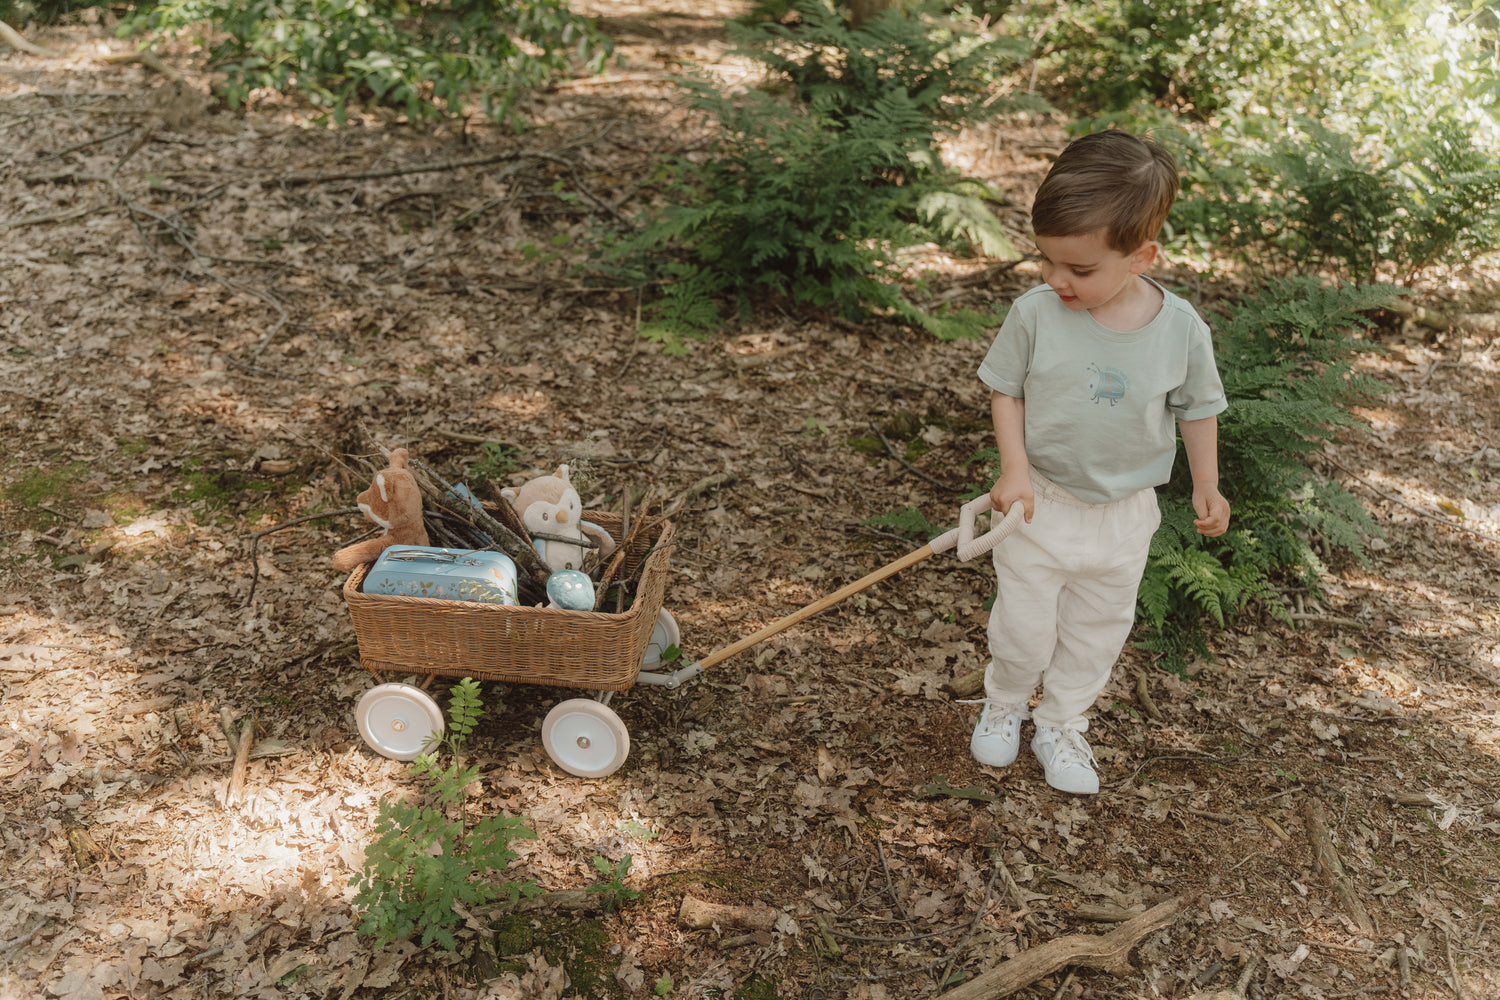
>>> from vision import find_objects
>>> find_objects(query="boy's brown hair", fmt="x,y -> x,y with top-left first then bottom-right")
1030,130 -> 1178,253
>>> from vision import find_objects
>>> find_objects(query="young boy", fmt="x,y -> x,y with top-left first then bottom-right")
971,130 -> 1230,795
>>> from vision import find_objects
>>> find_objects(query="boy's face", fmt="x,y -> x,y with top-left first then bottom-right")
1032,231 -> 1156,315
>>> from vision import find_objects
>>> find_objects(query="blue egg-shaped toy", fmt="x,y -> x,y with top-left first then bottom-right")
546,570 -> 596,611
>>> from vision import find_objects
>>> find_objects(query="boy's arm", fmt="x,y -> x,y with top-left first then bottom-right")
989,391 -> 1034,522
1179,415 -> 1230,536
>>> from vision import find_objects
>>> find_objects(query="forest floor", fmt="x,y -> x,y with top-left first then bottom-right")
2,4 -> 1499,999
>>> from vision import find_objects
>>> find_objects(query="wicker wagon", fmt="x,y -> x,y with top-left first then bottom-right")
342,511 -> 675,777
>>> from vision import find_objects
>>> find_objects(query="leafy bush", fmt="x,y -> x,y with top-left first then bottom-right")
1137,278 -> 1398,664
122,0 -> 613,127
600,0 -> 1036,350
1,0 -> 106,24
1025,1 -> 1500,281
350,679 -> 539,951
1149,111 -> 1500,283
1022,0 -> 1498,129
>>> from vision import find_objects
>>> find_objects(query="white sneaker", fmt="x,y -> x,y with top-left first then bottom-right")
1031,726 -> 1099,795
967,701 -> 1029,767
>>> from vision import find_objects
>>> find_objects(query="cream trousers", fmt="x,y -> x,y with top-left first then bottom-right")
983,471 -> 1161,732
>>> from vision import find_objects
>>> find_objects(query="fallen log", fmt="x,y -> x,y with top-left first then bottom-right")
677,895 -> 781,932
939,894 -> 1191,1000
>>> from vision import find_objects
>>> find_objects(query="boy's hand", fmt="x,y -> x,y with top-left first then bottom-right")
990,470 -> 1034,523
1192,485 -> 1230,537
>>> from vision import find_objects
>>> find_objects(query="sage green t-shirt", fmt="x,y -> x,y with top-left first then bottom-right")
977,278 -> 1227,504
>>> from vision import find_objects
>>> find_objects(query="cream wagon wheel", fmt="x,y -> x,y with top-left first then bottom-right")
541,698 -> 630,778
356,683 -> 445,761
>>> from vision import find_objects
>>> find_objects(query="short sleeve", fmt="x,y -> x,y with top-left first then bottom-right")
1167,318 -> 1228,421
977,302 -> 1034,398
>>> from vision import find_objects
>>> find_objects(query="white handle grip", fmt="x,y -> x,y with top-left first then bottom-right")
929,495 -> 1025,561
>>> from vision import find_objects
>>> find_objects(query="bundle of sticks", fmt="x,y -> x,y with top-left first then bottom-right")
397,454 -> 660,612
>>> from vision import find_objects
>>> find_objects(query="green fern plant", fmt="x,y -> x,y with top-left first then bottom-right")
1137,277 -> 1397,664
1167,112 -> 1500,283
600,0 -> 1035,349
862,506 -> 945,541
350,679 -> 539,951
586,854 -> 642,913
122,0 -> 612,128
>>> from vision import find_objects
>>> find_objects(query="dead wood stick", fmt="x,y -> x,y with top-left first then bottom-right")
1322,453 -> 1500,547
1387,790 -> 1442,807
0,21 -> 57,56
184,921 -> 273,966
1302,797 -> 1375,935
1135,673 -> 1164,721
718,931 -> 773,950
1072,902 -> 1147,923
275,151 -> 532,187
217,707 -> 242,756
2,200 -> 107,229
482,483 -> 536,548
677,895 -> 781,932
594,489 -> 656,610
409,457 -> 550,587
662,472 -> 734,520
938,895 -> 1191,1000
96,49 -> 184,82
243,507 -> 362,606
869,419 -> 956,490
224,712 -> 255,808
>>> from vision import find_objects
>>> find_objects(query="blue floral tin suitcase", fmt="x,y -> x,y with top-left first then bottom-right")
363,545 -> 519,605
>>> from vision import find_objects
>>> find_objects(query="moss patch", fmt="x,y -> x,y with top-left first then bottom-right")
4,460 -> 91,509
733,973 -> 779,1000
472,913 -> 624,998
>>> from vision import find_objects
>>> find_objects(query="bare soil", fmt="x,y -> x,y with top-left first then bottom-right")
2,5 -> 1499,999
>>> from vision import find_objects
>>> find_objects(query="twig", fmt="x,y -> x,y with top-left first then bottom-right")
1302,797 -> 1375,935
409,457 -> 551,587
223,712 -> 255,807
217,707 -> 241,757
1323,454 -> 1500,546
594,490 -> 655,610
662,472 -> 734,520
1135,673 -> 1164,721
2,200 -> 108,229
869,419 -> 956,490
0,21 -> 58,56
109,125 -> 151,178
939,850 -> 1006,987
33,124 -> 139,161
243,507 -> 362,606
276,150 -> 530,187
0,916 -> 52,957
1288,612 -> 1365,627
96,49 -> 185,82
1237,955 -> 1260,993
939,895 -> 1193,1000
1185,808 -> 1238,825
877,841 -> 913,923
1441,923 -> 1466,1000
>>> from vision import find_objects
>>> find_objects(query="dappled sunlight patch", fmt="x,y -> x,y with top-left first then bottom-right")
483,389 -> 551,420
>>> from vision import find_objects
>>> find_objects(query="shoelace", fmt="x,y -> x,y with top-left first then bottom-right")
1044,728 -> 1096,768
958,699 -> 1028,736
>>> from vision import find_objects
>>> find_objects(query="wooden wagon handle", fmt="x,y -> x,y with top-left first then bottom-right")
690,498 -> 1023,676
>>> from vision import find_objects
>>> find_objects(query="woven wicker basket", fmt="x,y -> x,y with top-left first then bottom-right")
343,512 -> 672,692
